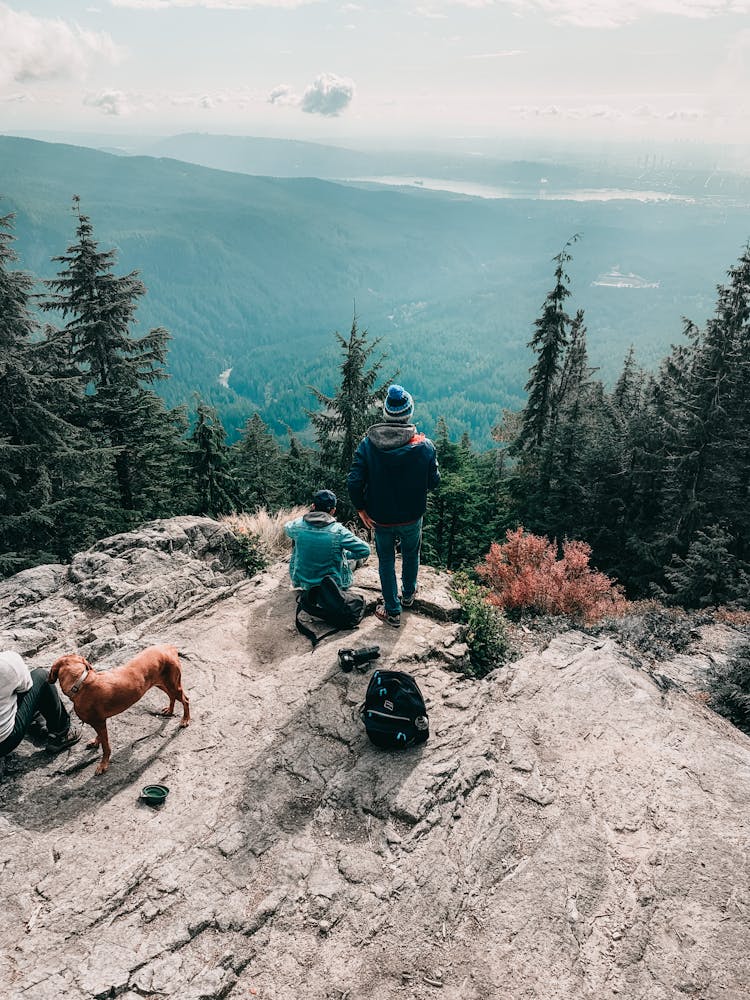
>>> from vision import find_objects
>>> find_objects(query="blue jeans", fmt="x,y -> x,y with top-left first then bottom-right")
374,518 -> 422,615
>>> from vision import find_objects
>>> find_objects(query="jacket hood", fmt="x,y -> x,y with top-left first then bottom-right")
367,422 -> 418,451
303,511 -> 336,527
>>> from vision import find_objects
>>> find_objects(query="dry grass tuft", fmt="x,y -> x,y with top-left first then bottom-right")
224,507 -> 308,559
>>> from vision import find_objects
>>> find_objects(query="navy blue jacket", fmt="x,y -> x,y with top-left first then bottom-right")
347,423 -> 440,526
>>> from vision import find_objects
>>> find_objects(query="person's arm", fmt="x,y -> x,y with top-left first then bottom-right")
284,519 -> 300,541
338,527 -> 371,561
346,439 -> 368,511
428,444 -> 441,491
8,652 -> 32,694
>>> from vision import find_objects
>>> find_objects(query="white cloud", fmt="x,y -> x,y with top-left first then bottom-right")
300,72 -> 355,115
426,0 -> 750,28
513,101 -> 708,122
84,88 -> 133,115
267,74 -> 355,115
268,83 -> 297,105
470,49 -> 525,57
526,0 -> 750,28
414,6 -> 449,18
0,90 -> 31,103
0,3 -> 119,86
110,0 -> 318,8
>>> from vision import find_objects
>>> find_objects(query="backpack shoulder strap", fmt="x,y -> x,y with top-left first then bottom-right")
295,592 -> 341,649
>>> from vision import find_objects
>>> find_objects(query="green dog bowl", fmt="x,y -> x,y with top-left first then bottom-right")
141,784 -> 169,806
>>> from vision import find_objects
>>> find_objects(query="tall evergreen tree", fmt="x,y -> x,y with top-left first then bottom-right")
542,309 -> 595,539
666,249 -> 750,558
308,314 -> 390,518
281,431 -> 318,507
514,236 -> 579,456
42,198 -> 186,525
232,412 -> 283,510
0,213 -> 94,574
189,400 -> 236,516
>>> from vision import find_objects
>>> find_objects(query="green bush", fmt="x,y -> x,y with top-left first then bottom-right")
234,530 -> 268,577
708,641 -> 750,735
451,572 -> 513,678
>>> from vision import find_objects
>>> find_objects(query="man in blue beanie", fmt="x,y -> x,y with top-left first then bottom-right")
285,489 -> 371,591
347,385 -> 440,627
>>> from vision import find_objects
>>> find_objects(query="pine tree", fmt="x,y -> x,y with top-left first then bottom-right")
188,400 -> 236,516
232,412 -> 283,511
308,313 -> 390,518
0,213 -> 93,574
662,523 -> 750,608
42,198 -> 185,525
539,308 -> 593,536
514,236 -> 579,456
423,418 -> 508,569
281,431 -> 317,506
667,249 -> 750,561
612,345 -> 640,412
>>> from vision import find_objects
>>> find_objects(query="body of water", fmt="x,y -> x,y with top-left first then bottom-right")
345,175 -> 697,204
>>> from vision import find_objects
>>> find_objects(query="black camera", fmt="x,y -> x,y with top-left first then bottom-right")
338,645 -> 380,673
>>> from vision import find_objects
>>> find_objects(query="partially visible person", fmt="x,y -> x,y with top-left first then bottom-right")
285,489 -> 371,591
347,384 -> 440,628
0,649 -> 80,757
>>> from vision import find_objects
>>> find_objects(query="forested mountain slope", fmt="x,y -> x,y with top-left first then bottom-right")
2,134 -> 749,442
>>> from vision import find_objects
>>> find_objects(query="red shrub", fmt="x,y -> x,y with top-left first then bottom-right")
477,526 -> 627,622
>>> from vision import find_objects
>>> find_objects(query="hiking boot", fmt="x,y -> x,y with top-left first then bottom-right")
401,586 -> 418,608
45,726 -> 82,754
28,711 -> 49,739
375,605 -> 401,628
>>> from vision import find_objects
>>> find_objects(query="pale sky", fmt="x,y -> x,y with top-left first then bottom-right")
1,0 -> 749,145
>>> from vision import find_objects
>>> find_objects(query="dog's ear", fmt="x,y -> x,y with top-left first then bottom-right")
48,658 -> 62,684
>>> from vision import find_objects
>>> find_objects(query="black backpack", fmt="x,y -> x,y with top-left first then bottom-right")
295,575 -> 365,648
361,669 -> 429,749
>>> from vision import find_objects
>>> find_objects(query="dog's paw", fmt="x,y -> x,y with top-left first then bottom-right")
159,707 -> 175,717
86,739 -> 100,749
94,761 -> 109,775
179,719 -> 190,728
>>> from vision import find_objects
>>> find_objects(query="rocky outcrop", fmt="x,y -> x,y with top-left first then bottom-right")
1,518 -> 749,1000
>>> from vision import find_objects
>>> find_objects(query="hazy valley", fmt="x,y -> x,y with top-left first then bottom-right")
3,133 -> 750,443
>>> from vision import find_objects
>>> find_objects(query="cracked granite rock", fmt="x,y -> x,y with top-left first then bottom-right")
1,517 -> 750,999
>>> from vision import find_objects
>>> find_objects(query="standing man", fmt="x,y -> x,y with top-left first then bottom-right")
347,384 -> 440,627
285,489 -> 371,592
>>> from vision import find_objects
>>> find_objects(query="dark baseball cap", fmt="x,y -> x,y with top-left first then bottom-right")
313,489 -> 337,511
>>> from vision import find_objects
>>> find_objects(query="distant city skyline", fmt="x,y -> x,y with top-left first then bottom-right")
1,1 -> 749,147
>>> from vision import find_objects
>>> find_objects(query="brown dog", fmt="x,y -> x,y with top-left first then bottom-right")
49,644 -> 190,775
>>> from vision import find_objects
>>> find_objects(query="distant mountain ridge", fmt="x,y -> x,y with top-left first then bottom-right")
2,134 -> 750,444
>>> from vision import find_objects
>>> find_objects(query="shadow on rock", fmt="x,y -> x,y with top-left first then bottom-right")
0,716 -> 184,831
228,625 -> 426,865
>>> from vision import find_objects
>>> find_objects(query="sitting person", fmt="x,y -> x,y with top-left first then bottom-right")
0,649 -> 80,757
285,489 -> 371,591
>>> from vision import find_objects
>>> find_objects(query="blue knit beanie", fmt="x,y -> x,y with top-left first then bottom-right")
383,384 -> 414,422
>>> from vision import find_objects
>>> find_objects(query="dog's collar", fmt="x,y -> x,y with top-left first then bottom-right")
67,666 -> 89,697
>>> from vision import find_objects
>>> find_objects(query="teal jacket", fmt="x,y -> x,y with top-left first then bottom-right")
285,511 -> 371,590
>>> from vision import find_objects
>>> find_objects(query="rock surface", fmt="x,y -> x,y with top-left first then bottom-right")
1,517 -> 749,1000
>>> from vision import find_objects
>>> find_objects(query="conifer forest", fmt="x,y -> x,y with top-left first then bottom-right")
2,201 -> 750,611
